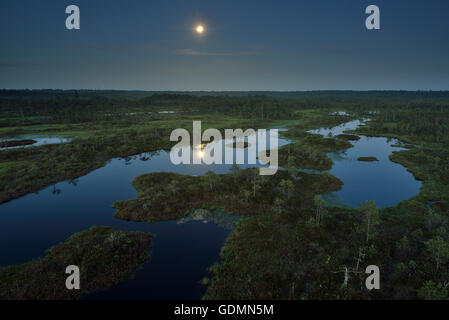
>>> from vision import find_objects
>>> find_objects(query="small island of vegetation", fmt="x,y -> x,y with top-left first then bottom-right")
357,157 -> 379,162
113,167 -> 343,223
336,134 -> 360,141
0,91 -> 448,300
0,226 -> 152,300
278,130 -> 353,171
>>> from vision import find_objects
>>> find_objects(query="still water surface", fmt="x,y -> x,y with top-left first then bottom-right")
0,135 -> 72,150
0,121 -> 421,298
0,131 -> 289,299
309,119 -> 421,207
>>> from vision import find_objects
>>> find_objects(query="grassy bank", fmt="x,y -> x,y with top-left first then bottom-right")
2,93 -> 448,300
0,114 -> 287,204
278,131 -> 352,171
204,109 -> 449,300
0,226 -> 152,300
114,168 -> 343,223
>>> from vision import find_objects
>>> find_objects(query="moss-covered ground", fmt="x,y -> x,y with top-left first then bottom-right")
0,226 -> 152,300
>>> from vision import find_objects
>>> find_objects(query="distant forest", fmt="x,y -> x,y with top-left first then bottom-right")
1,91 -> 449,146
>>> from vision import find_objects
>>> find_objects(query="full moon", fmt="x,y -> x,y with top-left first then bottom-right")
195,25 -> 205,34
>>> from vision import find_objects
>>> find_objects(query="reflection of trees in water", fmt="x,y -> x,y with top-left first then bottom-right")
52,184 -> 61,195
119,151 -> 160,164
124,156 -> 133,165
328,151 -> 349,162
68,178 -> 78,187
140,153 -> 150,161
177,209 -> 240,230
139,151 -> 160,162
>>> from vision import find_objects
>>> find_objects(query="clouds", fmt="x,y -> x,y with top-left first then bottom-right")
173,49 -> 259,57
81,46 -> 259,58
82,44 -> 160,53
174,49 -> 233,56
1,0 -> 448,90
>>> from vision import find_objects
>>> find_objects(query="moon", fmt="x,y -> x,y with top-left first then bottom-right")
195,25 -> 205,34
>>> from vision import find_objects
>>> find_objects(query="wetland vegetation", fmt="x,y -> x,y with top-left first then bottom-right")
336,134 -> 360,141
0,139 -> 36,148
0,226 -> 151,300
357,157 -> 379,162
1,90 -> 448,300
113,168 -> 343,223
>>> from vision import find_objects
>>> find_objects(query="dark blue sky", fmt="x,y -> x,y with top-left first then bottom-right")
1,0 -> 448,90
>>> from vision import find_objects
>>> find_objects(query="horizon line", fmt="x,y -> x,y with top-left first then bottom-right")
2,89 -> 449,93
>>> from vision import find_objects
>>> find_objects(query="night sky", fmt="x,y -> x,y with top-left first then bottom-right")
1,0 -> 448,90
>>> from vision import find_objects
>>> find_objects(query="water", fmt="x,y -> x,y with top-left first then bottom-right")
0,135 -> 71,150
0,130 -> 290,299
0,120 -> 421,298
329,111 -> 350,116
309,119 -> 422,208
